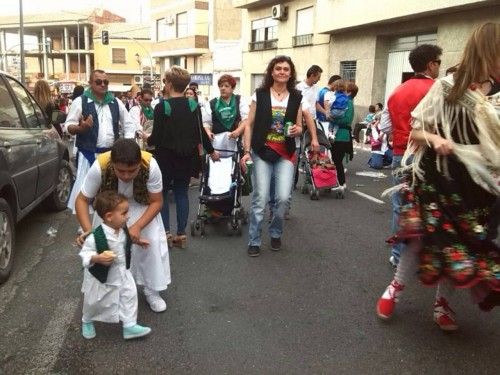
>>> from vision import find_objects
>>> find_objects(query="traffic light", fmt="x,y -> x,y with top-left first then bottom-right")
102,30 -> 109,45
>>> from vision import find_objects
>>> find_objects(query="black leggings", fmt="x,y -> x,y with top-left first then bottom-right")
331,141 -> 352,185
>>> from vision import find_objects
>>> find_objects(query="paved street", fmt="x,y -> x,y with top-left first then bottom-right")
0,144 -> 498,374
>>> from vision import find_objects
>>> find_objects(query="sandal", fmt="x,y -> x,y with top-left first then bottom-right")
165,232 -> 173,248
173,234 -> 187,249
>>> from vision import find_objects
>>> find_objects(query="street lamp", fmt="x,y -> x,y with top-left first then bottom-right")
19,0 -> 25,84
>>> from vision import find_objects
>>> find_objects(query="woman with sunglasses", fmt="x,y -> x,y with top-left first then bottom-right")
240,56 -> 305,257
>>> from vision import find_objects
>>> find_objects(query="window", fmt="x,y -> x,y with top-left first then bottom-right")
112,48 -> 126,64
294,7 -> 313,47
251,74 -> 264,93
389,33 -> 437,52
177,12 -> 188,38
7,77 -> 44,128
0,79 -> 22,128
156,18 -> 167,41
250,18 -> 278,51
340,61 -> 357,82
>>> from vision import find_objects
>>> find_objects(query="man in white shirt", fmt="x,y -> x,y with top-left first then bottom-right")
129,88 -> 154,149
64,69 -> 137,213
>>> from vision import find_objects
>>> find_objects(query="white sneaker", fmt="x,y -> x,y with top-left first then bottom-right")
144,289 -> 167,312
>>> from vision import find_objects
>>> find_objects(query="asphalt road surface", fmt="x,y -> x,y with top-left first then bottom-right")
1,144 -> 498,374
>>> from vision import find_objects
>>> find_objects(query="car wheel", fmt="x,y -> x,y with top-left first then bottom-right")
45,160 -> 73,211
0,198 -> 15,284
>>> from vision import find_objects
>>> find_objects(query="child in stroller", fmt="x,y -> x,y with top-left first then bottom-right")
300,124 -> 343,199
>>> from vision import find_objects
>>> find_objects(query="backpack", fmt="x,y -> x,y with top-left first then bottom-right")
330,91 -> 349,119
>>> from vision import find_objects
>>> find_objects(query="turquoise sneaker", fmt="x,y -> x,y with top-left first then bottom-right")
82,322 -> 96,339
123,324 -> 151,340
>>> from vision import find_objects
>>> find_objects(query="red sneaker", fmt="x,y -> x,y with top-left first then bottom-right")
433,297 -> 458,331
377,280 -> 404,320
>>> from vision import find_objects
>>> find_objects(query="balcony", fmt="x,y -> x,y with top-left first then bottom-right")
233,0 -> 276,9
249,39 -> 277,52
292,34 -> 313,47
151,35 -> 209,57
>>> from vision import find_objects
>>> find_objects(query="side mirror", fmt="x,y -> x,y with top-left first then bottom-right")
51,110 -> 67,126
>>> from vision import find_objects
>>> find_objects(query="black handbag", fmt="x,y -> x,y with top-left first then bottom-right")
257,146 -> 281,163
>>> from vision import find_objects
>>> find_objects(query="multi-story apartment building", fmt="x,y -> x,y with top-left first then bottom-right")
150,0 -> 243,99
234,0 -> 499,114
93,23 -> 155,94
0,9 -> 124,87
234,0 -> 330,97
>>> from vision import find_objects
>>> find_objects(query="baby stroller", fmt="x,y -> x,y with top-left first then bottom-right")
190,134 -> 247,236
300,123 -> 343,199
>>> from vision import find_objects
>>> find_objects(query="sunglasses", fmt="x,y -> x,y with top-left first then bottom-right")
433,59 -> 442,65
94,79 -> 109,86
142,98 -> 152,102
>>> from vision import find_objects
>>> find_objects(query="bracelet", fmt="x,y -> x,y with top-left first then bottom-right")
243,150 -> 250,155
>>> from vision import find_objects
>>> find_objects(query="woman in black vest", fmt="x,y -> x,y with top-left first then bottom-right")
146,66 -> 220,249
240,56 -> 304,257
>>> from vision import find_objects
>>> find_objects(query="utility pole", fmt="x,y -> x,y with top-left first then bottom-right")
19,0 -> 25,84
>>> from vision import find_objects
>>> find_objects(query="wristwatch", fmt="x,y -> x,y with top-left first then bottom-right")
243,150 -> 250,155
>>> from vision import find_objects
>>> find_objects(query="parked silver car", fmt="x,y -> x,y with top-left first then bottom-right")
0,71 -> 72,284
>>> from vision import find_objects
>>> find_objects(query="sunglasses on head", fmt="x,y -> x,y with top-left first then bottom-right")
94,79 -> 109,86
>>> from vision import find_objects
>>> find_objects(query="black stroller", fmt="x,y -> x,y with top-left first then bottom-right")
190,141 -> 247,236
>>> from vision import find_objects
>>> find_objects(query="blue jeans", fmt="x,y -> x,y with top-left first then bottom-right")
368,153 -> 384,169
248,152 -> 295,247
161,177 -> 190,235
390,155 -> 406,263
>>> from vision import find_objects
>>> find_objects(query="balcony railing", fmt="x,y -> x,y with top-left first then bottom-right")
249,39 -> 278,52
292,34 -> 313,47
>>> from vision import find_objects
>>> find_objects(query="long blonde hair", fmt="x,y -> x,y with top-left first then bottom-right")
33,79 -> 52,110
447,22 -> 500,103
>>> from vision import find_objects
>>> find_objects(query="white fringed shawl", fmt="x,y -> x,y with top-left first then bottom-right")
402,75 -> 500,196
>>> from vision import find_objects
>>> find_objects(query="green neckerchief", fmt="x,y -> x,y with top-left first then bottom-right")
83,88 -> 115,105
214,94 -> 237,130
141,104 -> 154,120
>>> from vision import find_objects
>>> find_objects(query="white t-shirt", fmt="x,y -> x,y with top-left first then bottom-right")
250,92 -> 307,112
296,81 -> 320,119
81,157 -> 163,200
323,91 -> 337,111
64,96 -> 137,148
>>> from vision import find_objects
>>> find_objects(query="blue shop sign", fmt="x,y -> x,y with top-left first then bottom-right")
190,73 -> 212,85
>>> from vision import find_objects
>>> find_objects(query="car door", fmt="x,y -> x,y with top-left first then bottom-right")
0,75 -> 38,209
6,77 -> 59,199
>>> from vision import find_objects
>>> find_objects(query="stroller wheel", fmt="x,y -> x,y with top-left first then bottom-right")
226,219 -> 242,236
301,184 -> 309,194
310,189 -> 319,200
190,219 -> 204,236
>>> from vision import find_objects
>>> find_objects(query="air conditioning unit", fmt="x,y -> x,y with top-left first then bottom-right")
271,4 -> 287,21
165,16 -> 175,25
133,75 -> 143,85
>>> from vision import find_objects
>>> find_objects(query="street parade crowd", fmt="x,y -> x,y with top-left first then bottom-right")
45,22 -> 499,341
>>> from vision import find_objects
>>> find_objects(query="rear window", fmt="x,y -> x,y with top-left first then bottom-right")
6,77 -> 44,129
0,78 -> 22,128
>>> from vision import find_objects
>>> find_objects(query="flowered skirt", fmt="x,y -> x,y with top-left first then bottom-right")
398,150 -> 499,295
